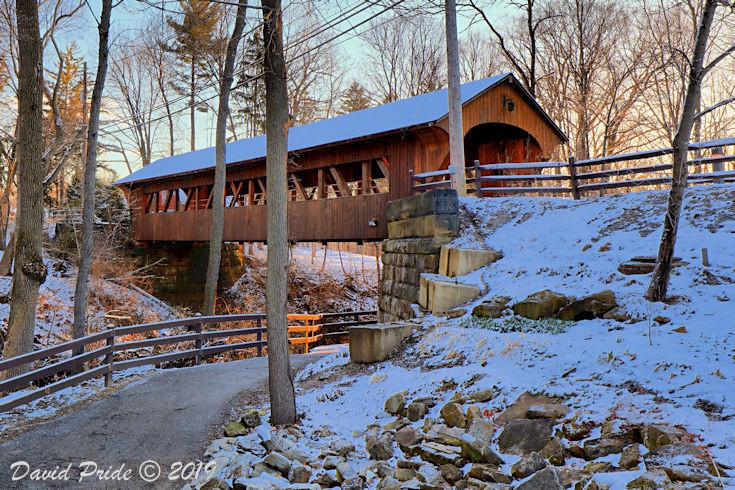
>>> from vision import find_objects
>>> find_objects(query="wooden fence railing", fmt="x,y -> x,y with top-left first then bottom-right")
0,311 -> 376,412
410,137 -> 735,199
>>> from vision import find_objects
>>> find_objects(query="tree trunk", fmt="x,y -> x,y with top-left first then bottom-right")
2,0 -> 46,380
445,0 -> 466,196
0,232 -> 15,276
190,60 -> 196,152
72,0 -> 113,356
263,0 -> 296,426
203,0 -> 249,315
646,0 -> 717,302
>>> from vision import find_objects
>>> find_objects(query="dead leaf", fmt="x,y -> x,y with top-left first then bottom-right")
671,326 -> 688,333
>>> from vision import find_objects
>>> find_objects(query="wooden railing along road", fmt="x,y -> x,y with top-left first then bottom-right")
410,137 -> 735,198
0,311 -> 376,413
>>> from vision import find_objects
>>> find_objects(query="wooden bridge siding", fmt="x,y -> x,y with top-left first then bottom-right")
436,82 -> 564,159
134,193 -> 389,242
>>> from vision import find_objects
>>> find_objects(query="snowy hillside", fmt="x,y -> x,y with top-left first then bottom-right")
199,185 -> 735,489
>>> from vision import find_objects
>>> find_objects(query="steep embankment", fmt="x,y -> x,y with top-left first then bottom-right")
195,185 -> 735,489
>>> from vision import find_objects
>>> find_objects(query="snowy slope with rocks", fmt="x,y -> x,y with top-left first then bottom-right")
193,185 -> 735,490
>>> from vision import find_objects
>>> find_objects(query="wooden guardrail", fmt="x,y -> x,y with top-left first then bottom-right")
410,137 -> 735,199
0,310 -> 377,412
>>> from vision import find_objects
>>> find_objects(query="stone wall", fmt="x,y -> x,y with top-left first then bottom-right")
378,189 -> 459,322
136,242 -> 244,310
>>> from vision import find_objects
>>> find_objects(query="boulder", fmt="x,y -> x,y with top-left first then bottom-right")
625,469 -> 672,489
440,402 -> 467,428
512,290 -> 568,320
466,405 -> 483,423
467,464 -> 513,484
472,296 -> 511,319
341,476 -> 364,490
200,476 -> 232,490
376,476 -> 401,489
643,443 -> 719,483
510,452 -> 546,479
582,437 -> 628,460
439,464 -> 463,485
393,468 -> 416,482
460,435 -> 505,466
263,451 -> 292,474
466,418 -> 495,444
424,423 -> 465,447
618,444 -> 641,470
496,392 -> 568,424
497,419 -> 554,455
335,461 -> 357,482
407,402 -> 429,422
419,442 -> 462,466
540,437 -> 565,466
393,426 -> 423,450
224,421 -> 248,437
366,428 -> 394,461
641,423 -> 687,450
469,388 -> 496,403
515,466 -> 563,490
385,391 -> 407,415
288,463 -> 312,484
557,290 -> 616,321
329,439 -> 355,457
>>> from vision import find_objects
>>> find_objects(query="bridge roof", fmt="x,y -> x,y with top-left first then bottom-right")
115,73 -> 553,185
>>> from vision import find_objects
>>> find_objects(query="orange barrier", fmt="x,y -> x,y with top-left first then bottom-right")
287,314 -> 324,353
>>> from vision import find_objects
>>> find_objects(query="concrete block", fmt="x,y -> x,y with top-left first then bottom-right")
382,237 -> 453,255
428,279 -> 481,314
415,253 -> 440,273
386,189 -> 459,223
438,246 -> 502,277
388,214 -> 458,239
419,274 -> 431,309
350,323 -> 417,363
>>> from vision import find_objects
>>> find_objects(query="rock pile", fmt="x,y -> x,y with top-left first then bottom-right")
191,389 -> 727,490
473,290 -> 620,323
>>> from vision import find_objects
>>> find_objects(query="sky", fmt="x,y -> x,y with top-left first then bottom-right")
69,0 -> 507,179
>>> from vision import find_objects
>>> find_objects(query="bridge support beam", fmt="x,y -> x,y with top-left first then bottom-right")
378,189 -> 459,322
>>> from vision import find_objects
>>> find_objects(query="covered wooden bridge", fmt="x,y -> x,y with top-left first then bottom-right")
114,73 -> 566,243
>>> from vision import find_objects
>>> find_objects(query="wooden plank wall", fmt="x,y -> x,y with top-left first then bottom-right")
135,193 -> 389,242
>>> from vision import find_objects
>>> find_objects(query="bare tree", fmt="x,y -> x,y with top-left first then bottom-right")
72,0 -> 113,351
459,29 -> 504,81
203,0 -> 248,315
263,0 -> 296,426
2,0 -> 46,378
362,12 -> 446,102
647,0 -> 735,301
463,0 -> 557,96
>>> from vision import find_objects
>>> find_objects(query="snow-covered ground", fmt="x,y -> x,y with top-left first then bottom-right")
200,185 -> 735,489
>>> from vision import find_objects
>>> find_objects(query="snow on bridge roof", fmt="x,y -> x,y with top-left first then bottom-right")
114,74 -> 511,186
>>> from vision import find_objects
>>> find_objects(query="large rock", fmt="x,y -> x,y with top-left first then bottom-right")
641,423 -> 687,450
618,444 -> 641,470
241,409 -> 262,428
515,466 -> 563,490
583,437 -> 628,460
365,428 -> 394,461
384,391 -> 407,415
460,435 -> 505,466
643,443 -> 719,483
510,452 -> 546,479
625,469 -> 672,489
440,402 -> 467,428
557,290 -> 617,321
466,418 -> 495,445
263,451 -> 292,474
424,423 -> 465,447
467,464 -> 513,484
393,426 -> 423,451
472,296 -> 511,319
497,419 -> 554,455
407,402 -> 428,422
512,290 -> 568,320
438,464 -> 463,485
386,188 -> 459,223
419,442 -> 462,466
438,246 -> 502,278
224,421 -> 248,437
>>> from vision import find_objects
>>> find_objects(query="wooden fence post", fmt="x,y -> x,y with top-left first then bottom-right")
408,169 -> 415,193
104,331 -> 114,388
568,156 -> 581,200
256,317 -> 263,357
194,323 -> 202,365
474,160 -> 482,197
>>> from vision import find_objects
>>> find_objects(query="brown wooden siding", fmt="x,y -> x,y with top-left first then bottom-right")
135,193 -> 389,242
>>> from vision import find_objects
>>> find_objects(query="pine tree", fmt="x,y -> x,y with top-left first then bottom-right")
166,0 -> 225,151
233,29 -> 267,137
338,80 -> 372,114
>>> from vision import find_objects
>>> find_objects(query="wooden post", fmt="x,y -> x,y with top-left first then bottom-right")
104,331 -> 114,388
409,169 -> 415,193
568,156 -> 581,200
194,322 -> 202,365
701,247 -> 710,266
256,317 -> 263,357
474,160 -> 482,197
362,161 -> 372,195
317,168 -> 325,199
